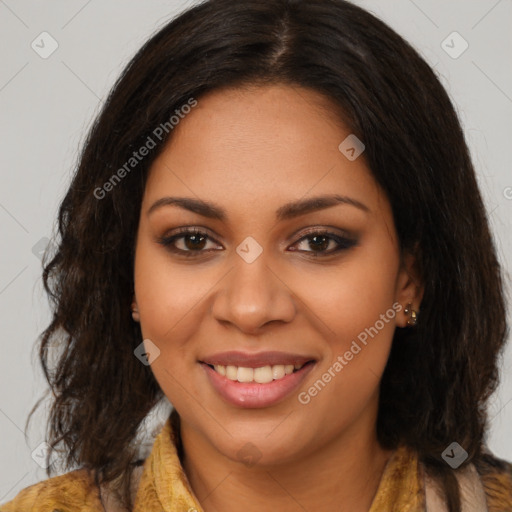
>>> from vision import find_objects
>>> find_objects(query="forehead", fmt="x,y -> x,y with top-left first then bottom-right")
143,84 -> 385,224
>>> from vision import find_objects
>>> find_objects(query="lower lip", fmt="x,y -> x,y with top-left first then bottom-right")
201,362 -> 315,408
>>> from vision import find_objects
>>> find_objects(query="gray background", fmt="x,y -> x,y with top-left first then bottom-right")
1,0 -> 511,503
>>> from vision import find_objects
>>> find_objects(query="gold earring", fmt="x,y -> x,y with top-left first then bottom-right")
404,303 -> 418,326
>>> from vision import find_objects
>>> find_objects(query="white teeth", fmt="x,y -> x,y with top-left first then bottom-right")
254,366 -> 273,384
284,365 -> 294,375
211,363 -> 308,383
237,367 -> 254,382
272,365 -> 285,380
214,365 -> 226,376
226,365 -> 238,380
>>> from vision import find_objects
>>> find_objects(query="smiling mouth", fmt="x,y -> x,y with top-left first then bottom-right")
203,361 -> 314,384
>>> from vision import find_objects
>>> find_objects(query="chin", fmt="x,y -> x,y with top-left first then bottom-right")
207,418 -> 315,467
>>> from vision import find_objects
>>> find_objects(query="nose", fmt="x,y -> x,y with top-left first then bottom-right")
211,251 -> 297,334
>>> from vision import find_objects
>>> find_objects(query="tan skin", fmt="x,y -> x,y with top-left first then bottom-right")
131,84 -> 423,512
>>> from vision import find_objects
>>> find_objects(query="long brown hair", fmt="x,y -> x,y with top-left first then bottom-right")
28,1 -> 509,510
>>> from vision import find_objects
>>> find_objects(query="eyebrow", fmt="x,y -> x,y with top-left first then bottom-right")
147,194 -> 370,221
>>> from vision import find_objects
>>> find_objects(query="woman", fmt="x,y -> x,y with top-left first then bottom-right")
1,0 -> 511,511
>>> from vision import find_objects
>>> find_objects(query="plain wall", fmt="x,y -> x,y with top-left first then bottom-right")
1,0 -> 511,502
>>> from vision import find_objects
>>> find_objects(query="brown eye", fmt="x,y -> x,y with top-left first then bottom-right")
290,230 -> 357,256
182,233 -> 207,251
305,234 -> 331,252
157,228 -> 222,257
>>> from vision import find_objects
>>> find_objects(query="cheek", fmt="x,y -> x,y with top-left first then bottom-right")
133,241 -> 216,410
299,269 -> 397,384
293,239 -> 399,349
133,241 -> 211,358
292,239 -> 399,415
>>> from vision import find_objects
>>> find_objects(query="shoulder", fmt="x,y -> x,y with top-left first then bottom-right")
0,468 -> 102,512
475,450 -> 512,510
418,446 -> 512,512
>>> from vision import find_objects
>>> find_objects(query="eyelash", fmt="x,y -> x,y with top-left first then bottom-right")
156,227 -> 357,258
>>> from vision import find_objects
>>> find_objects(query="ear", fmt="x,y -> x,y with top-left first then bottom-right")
395,249 -> 424,328
131,296 -> 140,322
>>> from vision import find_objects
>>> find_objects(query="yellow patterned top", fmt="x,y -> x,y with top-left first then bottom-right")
1,414 -> 511,512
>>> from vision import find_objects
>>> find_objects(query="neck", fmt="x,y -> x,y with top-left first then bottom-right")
180,411 -> 394,512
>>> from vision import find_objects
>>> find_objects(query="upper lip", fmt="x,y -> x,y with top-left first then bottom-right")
200,351 -> 315,368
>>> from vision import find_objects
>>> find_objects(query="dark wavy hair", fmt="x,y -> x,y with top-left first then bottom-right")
28,0 -> 509,510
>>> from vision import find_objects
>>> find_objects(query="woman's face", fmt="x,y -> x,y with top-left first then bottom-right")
133,84 -> 420,465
